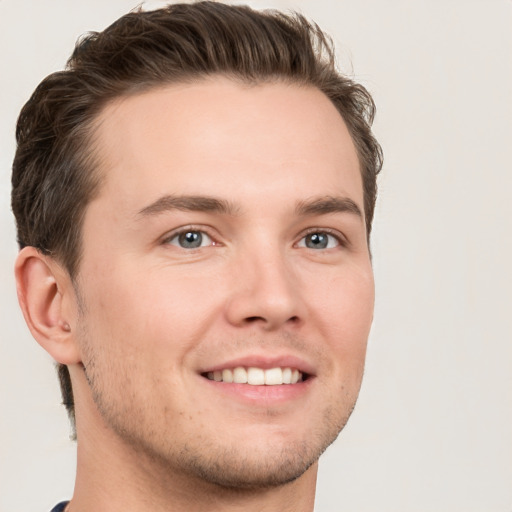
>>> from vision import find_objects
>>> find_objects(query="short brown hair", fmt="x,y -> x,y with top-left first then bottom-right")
11,1 -> 382,429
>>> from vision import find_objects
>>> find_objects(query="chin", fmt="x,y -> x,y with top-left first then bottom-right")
149,407 -> 350,491
173,440 -> 323,490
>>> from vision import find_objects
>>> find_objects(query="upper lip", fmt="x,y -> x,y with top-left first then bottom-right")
199,354 -> 316,376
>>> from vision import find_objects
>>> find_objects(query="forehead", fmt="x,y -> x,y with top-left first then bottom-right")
90,77 -> 362,212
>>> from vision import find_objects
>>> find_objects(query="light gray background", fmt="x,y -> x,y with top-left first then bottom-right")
1,1 -> 511,511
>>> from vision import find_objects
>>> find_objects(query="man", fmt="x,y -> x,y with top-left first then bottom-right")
12,2 -> 382,511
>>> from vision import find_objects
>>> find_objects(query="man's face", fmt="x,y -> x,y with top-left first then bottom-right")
73,78 -> 374,488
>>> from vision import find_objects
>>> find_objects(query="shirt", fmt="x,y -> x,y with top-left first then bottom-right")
50,502 -> 69,512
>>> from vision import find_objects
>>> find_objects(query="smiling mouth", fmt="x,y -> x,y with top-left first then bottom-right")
202,367 -> 307,386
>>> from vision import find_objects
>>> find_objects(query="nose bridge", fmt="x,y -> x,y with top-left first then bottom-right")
225,237 -> 302,329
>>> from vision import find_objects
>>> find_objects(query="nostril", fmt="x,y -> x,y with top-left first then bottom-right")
241,316 -> 301,332
245,315 -> 299,324
244,316 -> 265,323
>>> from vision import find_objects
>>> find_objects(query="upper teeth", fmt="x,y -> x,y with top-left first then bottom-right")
206,367 -> 302,385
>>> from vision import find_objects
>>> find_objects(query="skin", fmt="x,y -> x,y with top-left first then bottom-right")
16,78 -> 374,512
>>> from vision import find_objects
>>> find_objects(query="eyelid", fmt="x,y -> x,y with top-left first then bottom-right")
160,224 -> 220,247
295,227 -> 348,248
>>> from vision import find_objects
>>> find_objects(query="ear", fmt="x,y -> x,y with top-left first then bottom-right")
15,246 -> 81,365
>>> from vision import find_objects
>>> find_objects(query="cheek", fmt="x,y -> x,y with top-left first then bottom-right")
307,264 -> 374,377
78,264 -> 225,361
313,264 -> 374,335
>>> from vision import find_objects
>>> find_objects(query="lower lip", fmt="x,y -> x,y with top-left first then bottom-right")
200,376 -> 314,404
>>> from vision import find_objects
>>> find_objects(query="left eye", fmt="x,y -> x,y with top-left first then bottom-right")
166,230 -> 213,249
298,232 -> 340,250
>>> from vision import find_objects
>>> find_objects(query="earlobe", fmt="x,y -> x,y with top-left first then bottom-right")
14,247 -> 81,365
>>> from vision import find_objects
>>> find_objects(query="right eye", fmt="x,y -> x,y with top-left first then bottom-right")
165,230 -> 214,249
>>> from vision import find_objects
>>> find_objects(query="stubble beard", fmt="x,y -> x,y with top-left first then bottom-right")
77,314 -> 358,492
83,353 -> 356,492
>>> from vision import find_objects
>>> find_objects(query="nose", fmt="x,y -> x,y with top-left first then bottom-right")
224,244 -> 305,331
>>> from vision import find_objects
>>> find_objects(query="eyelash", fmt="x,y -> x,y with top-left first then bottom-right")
161,226 -> 218,249
296,228 -> 347,250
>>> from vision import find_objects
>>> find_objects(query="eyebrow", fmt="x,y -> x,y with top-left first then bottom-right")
295,196 -> 363,219
137,194 -> 362,220
137,194 -> 239,218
